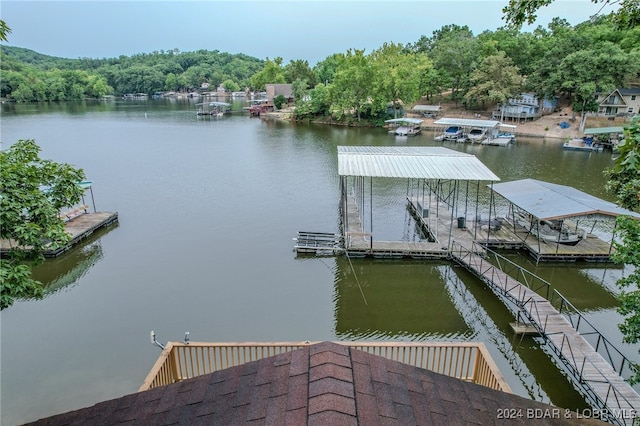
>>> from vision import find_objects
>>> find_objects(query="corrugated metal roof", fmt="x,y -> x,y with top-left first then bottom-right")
337,146 -> 500,181
433,118 -> 501,129
384,118 -> 424,124
491,178 -> 640,220
584,127 -> 624,135
412,105 -> 441,111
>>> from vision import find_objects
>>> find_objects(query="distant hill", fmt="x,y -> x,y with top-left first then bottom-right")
0,45 -> 78,70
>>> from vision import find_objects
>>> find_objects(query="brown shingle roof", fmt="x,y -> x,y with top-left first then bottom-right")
25,341 -> 603,425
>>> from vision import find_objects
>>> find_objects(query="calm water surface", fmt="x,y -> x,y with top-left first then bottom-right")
1,101 -> 637,425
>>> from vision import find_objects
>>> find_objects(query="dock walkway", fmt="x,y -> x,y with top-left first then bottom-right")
451,241 -> 640,425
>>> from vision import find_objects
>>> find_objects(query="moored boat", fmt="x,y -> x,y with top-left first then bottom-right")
385,118 -> 423,136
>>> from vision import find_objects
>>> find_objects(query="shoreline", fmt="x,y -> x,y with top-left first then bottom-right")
266,107 -> 632,141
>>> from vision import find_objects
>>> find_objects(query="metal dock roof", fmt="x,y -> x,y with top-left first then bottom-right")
583,127 -> 624,135
384,118 -> 424,124
433,118 -> 501,129
337,146 -> 500,181
490,178 -> 640,220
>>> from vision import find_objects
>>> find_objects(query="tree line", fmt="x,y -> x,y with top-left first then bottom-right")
2,15 -> 640,123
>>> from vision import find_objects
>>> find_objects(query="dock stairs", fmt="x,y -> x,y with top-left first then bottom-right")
293,231 -> 343,255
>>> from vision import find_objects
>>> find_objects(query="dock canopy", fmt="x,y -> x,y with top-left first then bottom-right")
584,127 -> 624,135
338,146 -> 500,181
490,178 -> 640,220
384,118 -> 424,125
433,118 -> 501,129
411,105 -> 441,112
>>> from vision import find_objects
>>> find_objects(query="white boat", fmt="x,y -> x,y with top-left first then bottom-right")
385,118 -> 423,136
467,127 -> 485,143
443,126 -> 463,140
517,214 -> 583,245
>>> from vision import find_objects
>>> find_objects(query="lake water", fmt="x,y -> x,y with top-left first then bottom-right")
1,100 -> 637,425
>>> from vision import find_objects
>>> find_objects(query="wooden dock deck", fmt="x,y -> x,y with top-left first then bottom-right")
451,244 -> 640,425
338,194 -> 449,259
0,212 -> 119,258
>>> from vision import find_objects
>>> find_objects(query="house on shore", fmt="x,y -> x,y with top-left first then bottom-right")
595,88 -> 640,117
265,83 -> 294,106
492,93 -> 558,122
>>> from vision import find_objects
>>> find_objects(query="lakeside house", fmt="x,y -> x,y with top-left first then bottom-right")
595,88 -> 640,117
266,83 -> 294,105
492,93 -> 558,122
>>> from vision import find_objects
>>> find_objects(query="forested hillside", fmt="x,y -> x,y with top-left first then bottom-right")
0,46 -> 264,100
1,16 -> 639,126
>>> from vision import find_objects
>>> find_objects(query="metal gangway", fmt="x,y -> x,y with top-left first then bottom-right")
450,241 -> 640,426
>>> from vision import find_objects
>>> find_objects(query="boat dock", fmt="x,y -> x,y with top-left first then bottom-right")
295,147 -> 640,422
47,212 -> 119,257
0,212 -> 119,258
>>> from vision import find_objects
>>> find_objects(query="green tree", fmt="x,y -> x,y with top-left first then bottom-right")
0,19 -> 11,41
604,117 -> 640,383
464,51 -> 523,110
427,25 -> 479,101
0,140 -> 86,310
250,57 -> 286,90
221,79 -> 240,92
284,59 -> 316,88
503,0 -> 640,28
313,53 -> 345,86
370,43 -> 431,118
329,49 -> 375,121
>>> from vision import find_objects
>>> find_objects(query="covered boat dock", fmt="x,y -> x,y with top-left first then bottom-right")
433,118 -> 502,143
384,118 -> 424,136
584,126 -> 625,150
336,146 -> 500,258
479,178 -> 640,262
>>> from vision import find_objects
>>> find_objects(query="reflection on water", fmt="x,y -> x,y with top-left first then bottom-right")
333,259 -> 470,340
491,250 -> 620,312
30,227 -> 115,296
441,265 -> 590,410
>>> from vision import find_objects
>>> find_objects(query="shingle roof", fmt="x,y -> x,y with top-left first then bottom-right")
26,342 -> 603,425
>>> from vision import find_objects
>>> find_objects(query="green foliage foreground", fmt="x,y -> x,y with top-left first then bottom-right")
0,140 -> 85,309
605,116 -> 640,384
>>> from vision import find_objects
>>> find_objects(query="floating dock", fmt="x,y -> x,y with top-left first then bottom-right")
0,212 -> 119,258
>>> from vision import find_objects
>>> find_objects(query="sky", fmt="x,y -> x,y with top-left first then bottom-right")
1,0 -> 609,66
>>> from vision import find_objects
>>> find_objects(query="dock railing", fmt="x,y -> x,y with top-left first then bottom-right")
450,241 -> 552,302
549,289 -> 637,380
139,341 -> 510,393
450,241 -> 640,425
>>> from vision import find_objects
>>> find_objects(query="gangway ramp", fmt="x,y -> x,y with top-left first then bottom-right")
451,241 -> 640,425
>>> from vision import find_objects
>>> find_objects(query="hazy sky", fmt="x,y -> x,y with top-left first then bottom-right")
2,1 -> 608,65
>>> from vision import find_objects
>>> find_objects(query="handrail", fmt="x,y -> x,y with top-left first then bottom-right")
139,341 -> 510,394
549,289 -> 635,379
450,241 -> 640,425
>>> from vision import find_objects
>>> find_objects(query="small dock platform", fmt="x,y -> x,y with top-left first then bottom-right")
0,212 -> 119,258
339,194 -> 449,259
294,231 -> 343,255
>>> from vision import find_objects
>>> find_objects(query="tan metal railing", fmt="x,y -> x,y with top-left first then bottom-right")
139,341 -> 511,393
